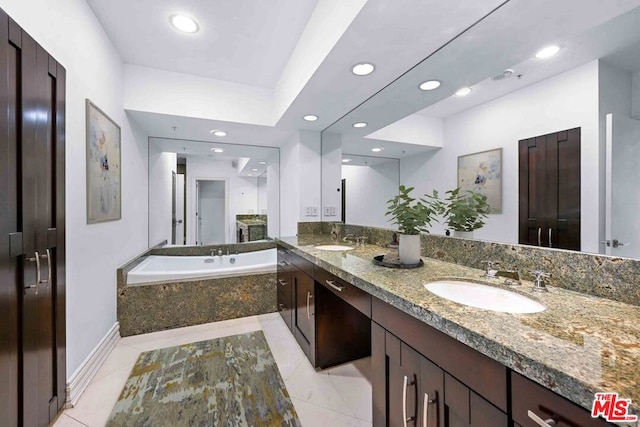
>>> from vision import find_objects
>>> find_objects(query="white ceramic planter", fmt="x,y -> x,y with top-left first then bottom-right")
453,230 -> 474,239
399,234 -> 421,265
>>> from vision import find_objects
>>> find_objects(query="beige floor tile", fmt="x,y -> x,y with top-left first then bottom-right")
292,398 -> 363,427
51,413 -> 88,427
92,342 -> 141,382
327,358 -> 373,422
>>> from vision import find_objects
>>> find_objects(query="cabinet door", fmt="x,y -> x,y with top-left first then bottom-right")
292,267 -> 315,362
420,357 -> 444,427
445,373 -> 508,427
386,333 -> 421,427
276,257 -> 292,330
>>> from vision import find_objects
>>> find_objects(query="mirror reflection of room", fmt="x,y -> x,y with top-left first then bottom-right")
324,3 -> 640,259
148,138 -> 279,246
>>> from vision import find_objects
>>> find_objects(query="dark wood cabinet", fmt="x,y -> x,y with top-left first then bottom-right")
0,9 -> 66,426
444,373 -> 507,427
277,245 -> 371,369
512,372 -> 611,427
276,248 -> 293,330
519,128 -> 581,251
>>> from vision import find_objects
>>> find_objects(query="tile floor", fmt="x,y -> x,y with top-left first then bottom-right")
53,313 -> 373,427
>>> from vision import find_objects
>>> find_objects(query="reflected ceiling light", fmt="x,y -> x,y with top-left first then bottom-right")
535,45 -> 560,59
303,114 -> 319,122
258,161 -> 267,165
170,14 -> 199,33
454,87 -> 473,97
252,168 -> 259,171
210,147 -> 224,153
419,80 -> 441,91
248,174 -> 253,177
351,62 -> 375,76
210,130 -> 227,137
342,158 -> 352,163
352,122 -> 367,128
371,147 -> 384,152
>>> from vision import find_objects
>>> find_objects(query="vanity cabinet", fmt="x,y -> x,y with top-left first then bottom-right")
276,248 -> 293,330
276,245 -> 371,369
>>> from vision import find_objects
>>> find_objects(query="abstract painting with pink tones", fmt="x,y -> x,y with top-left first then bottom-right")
458,148 -> 502,213
86,99 -> 121,223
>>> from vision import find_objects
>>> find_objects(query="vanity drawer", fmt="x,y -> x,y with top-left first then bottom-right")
288,251 -> 314,277
314,267 -> 371,318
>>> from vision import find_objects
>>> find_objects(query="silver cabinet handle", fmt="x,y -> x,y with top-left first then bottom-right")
325,280 -> 344,292
528,410 -> 556,426
538,228 -> 542,246
403,375 -> 416,426
40,249 -> 51,284
278,279 -> 287,287
423,393 -> 435,427
548,228 -> 552,248
306,291 -> 312,319
25,251 -> 41,294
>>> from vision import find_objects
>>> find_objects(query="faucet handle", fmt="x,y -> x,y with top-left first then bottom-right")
529,270 -> 551,292
481,260 -> 499,269
530,270 -> 551,279
480,260 -> 499,278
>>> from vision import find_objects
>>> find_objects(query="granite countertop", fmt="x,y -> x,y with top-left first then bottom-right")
237,219 -> 266,226
277,235 -> 640,422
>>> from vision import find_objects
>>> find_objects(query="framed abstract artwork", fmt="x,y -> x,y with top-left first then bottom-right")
457,148 -> 502,213
86,99 -> 121,223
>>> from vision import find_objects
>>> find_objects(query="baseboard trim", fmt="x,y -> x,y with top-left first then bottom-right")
65,322 -> 120,408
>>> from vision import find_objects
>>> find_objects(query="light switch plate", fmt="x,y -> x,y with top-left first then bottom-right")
312,206 -> 318,216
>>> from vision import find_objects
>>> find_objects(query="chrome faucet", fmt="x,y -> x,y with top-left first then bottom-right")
343,234 -> 356,243
496,270 -> 521,286
530,270 -> 551,292
481,260 -> 499,278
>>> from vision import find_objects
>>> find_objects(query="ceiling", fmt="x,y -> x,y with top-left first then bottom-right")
86,0 -> 319,88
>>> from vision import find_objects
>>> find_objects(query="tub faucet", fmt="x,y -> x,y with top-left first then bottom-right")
218,248 -> 223,256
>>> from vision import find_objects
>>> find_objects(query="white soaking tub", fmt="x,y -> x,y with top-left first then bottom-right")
127,248 -> 276,285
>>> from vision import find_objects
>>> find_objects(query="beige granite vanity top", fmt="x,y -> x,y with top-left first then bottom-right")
277,235 -> 640,421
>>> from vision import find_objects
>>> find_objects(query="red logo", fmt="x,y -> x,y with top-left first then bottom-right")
591,392 -> 638,422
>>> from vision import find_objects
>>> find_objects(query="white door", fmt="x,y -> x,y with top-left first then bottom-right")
175,174 -> 185,245
196,180 -> 226,245
605,113 -> 640,257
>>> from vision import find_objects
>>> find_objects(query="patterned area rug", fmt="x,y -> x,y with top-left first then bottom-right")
106,330 -> 301,426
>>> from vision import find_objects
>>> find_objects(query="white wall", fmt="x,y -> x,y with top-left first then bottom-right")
185,157 -> 258,244
342,160 -> 399,228
632,71 -> 640,119
321,132 -> 342,221
402,61 -> 600,251
198,181 -> 226,244
299,131 -> 322,223
258,177 -> 268,214
0,0 -> 150,376
148,150 -> 176,246
280,135 -> 301,236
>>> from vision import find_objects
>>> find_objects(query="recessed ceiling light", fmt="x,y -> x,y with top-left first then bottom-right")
210,130 -> 227,137
303,114 -> 319,122
351,62 -> 376,76
258,161 -> 267,165
352,122 -> 367,128
211,148 -> 224,153
454,87 -> 473,97
170,14 -> 199,33
342,158 -> 352,163
252,168 -> 259,171
535,45 -> 560,59
248,174 -> 253,177
419,80 -> 441,91
371,147 -> 384,152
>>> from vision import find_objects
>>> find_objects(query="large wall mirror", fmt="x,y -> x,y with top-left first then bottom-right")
321,0 -> 640,260
148,138 -> 279,247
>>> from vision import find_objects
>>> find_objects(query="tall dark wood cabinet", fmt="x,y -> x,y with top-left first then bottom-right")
518,128 -> 581,251
0,8 -> 66,426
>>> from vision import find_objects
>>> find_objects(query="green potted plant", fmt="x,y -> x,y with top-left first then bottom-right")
441,188 -> 491,238
386,185 -> 440,264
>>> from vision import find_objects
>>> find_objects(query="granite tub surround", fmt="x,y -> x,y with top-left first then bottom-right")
149,240 -> 275,256
277,234 -> 640,420
118,272 -> 277,336
299,222 -> 640,306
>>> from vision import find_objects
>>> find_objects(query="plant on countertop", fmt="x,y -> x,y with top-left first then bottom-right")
441,188 -> 491,232
385,185 -> 440,235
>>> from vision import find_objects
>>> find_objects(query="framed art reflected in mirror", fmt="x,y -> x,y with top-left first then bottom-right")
457,148 -> 502,214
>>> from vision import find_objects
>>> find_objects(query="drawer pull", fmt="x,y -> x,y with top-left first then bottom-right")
403,375 -> 416,426
423,392 -> 435,427
528,410 -> 556,426
306,291 -> 313,319
325,279 -> 344,292
278,279 -> 287,287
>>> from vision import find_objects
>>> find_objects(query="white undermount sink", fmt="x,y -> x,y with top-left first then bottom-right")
424,280 -> 546,314
314,245 -> 354,251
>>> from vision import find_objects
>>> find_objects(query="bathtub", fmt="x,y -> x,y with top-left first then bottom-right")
127,248 -> 276,285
